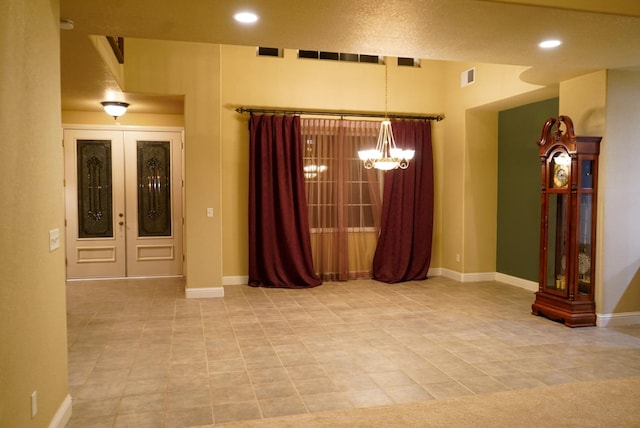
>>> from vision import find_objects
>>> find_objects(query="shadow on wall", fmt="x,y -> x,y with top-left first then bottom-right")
613,262 -> 640,314
579,107 -> 606,136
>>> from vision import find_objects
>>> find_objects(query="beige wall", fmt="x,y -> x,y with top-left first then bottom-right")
441,62 -> 555,274
464,109 -> 499,273
124,39 -> 223,290
603,70 -> 640,315
559,71 -> 608,313
0,0 -> 70,426
61,38 -> 640,324
220,47 -> 448,277
112,43 -> 557,282
62,111 -> 184,127
559,69 -> 640,319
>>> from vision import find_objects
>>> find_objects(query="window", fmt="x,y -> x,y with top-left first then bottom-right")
301,120 -> 381,231
398,57 -> 420,67
257,47 -> 282,57
297,50 -> 382,64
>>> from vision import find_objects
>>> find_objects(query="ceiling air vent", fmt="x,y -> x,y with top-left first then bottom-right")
461,67 -> 475,87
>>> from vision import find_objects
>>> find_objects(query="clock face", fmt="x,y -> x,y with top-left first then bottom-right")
553,164 -> 569,188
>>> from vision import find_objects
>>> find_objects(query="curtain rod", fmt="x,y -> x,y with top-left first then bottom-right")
235,106 -> 444,122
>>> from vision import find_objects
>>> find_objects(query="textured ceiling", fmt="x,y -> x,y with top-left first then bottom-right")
60,0 -> 640,114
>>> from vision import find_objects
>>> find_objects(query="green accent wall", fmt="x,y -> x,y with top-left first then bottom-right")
497,98 -> 558,281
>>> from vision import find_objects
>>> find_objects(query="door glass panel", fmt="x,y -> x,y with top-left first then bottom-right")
137,141 -> 172,237
77,140 -> 113,238
578,194 -> 593,295
545,193 -> 568,292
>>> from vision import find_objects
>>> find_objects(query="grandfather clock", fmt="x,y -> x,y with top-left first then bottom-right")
531,116 -> 601,327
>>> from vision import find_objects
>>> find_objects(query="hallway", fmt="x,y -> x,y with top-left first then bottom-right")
65,277 -> 640,427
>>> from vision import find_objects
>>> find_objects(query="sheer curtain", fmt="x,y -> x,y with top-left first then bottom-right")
373,120 -> 434,283
248,114 -> 321,288
302,119 -> 382,281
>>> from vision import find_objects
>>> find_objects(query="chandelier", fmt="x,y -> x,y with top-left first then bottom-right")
358,59 -> 414,170
358,120 -> 414,170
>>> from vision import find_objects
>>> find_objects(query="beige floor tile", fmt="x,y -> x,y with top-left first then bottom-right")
114,410 -> 163,428
123,377 -> 168,396
247,367 -> 290,384
118,392 -> 165,414
66,415 -> 116,428
211,383 -> 256,403
65,277 -> 640,427
422,381 -> 474,399
344,388 -> 393,408
302,391 -> 353,413
70,397 -> 121,419
293,376 -> 339,395
331,373 -> 378,391
456,375 -> 511,394
369,370 -> 416,387
286,364 -> 327,380
210,370 -> 251,387
259,396 -> 308,418
163,406 -> 213,428
166,387 -> 212,409
384,384 -> 435,403
253,380 -> 298,400
213,401 -> 262,424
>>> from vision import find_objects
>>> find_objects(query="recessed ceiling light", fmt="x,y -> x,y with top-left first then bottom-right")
539,39 -> 562,49
234,11 -> 259,24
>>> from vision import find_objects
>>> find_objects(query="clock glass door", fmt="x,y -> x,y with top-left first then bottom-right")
577,158 -> 596,297
545,193 -> 569,295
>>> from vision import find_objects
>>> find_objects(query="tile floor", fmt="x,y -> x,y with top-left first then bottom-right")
65,276 -> 640,427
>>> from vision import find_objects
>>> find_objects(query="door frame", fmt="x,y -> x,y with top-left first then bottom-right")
63,124 -> 185,279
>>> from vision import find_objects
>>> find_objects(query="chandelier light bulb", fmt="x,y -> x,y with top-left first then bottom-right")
358,120 -> 414,170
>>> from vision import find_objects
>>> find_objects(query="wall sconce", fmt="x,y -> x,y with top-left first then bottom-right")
101,101 -> 129,119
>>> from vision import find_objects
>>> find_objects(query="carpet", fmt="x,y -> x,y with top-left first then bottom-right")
195,376 -> 640,427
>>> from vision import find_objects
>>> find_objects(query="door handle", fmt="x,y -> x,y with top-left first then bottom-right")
119,221 -> 124,226
119,213 -> 124,217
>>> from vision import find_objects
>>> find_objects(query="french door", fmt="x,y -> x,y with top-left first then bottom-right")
64,128 -> 183,279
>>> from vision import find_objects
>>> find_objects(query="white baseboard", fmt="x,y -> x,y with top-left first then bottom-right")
427,267 -> 442,278
597,311 -> 640,327
461,272 -> 496,282
439,269 -> 495,283
440,268 -> 463,282
494,272 -> 539,292
49,394 -> 72,428
185,287 -> 224,298
223,275 -> 248,286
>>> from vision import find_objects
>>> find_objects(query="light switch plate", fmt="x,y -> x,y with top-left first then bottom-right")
206,208 -> 213,217
49,228 -> 60,252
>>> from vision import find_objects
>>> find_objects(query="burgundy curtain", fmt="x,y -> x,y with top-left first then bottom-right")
372,120 -> 434,283
248,114 -> 322,288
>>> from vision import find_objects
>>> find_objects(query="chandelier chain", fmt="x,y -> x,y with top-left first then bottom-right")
357,57 -> 415,170
384,58 -> 388,119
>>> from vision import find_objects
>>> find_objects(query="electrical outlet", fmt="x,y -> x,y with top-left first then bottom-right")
49,228 -> 60,252
455,253 -> 461,262
31,390 -> 37,418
